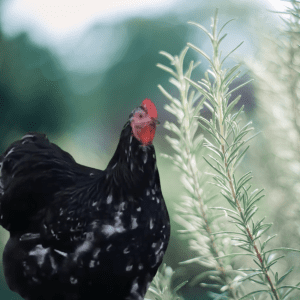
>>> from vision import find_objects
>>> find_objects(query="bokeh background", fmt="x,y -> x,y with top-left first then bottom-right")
0,0 -> 298,299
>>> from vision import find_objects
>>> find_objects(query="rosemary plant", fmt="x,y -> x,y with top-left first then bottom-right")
158,9 -> 300,300
145,264 -> 186,300
247,0 -> 300,254
156,16 -> 241,300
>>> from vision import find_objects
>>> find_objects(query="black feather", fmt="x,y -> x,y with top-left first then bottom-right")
0,110 -> 170,300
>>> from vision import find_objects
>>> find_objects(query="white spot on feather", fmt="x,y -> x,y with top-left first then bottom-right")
131,217 -> 138,229
116,210 -> 125,224
107,194 -> 112,204
131,281 -> 139,293
73,240 -> 92,261
149,219 -> 154,229
102,210 -> 125,237
5,147 -> 15,158
123,247 -> 130,254
89,260 -> 95,268
151,189 -> 155,195
152,243 -> 157,248
155,242 -> 164,255
138,263 -> 143,270
146,189 -> 150,196
102,225 -> 115,237
112,163 -> 117,169
143,152 -> 148,164
86,232 -> 94,241
93,248 -> 101,258
156,197 -> 160,204
29,245 -> 49,267
54,249 -> 68,257
106,244 -> 112,251
32,276 -> 40,283
0,178 -> 3,195
119,202 -> 126,210
126,265 -> 133,271
70,276 -> 78,285
137,207 -> 141,212
22,134 -> 35,139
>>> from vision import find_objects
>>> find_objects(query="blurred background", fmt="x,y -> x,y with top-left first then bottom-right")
0,0 -> 298,299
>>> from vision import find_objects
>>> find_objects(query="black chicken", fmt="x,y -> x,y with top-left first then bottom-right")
0,99 -> 170,300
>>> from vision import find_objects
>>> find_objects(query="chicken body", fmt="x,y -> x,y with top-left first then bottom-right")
0,100 -> 170,300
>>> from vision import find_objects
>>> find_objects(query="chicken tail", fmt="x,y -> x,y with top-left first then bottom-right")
0,132 -> 76,232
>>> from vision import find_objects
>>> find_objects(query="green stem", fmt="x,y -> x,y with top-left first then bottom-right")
177,54 -> 238,299
222,144 -> 280,300
210,16 -> 280,300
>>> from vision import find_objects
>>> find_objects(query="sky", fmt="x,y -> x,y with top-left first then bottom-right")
0,0 -> 291,74
0,0 -> 289,47
0,0 -> 177,51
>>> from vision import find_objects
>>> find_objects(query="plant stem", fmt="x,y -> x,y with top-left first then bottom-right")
180,64 -> 224,270
210,16 -> 280,300
186,146 -> 238,300
222,143 -> 280,300
215,62 -> 280,300
178,59 -> 238,299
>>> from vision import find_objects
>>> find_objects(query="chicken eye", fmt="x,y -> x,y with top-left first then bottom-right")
139,114 -> 143,119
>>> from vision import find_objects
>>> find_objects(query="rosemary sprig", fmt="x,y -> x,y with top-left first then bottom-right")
145,264 -> 186,300
157,22 -> 239,300
186,9 -> 300,300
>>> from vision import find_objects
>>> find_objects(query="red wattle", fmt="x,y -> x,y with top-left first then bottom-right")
136,124 -> 156,146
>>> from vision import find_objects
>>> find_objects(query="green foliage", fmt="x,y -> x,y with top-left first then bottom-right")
157,8 -> 300,300
157,13 -> 242,300
0,33 -> 69,152
246,0 -> 300,254
145,264 -> 187,300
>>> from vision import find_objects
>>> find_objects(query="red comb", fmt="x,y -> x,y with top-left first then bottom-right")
141,99 -> 157,119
